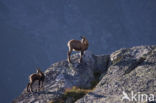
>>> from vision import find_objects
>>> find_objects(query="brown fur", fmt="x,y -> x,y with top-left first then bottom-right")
27,69 -> 45,92
67,36 -> 89,63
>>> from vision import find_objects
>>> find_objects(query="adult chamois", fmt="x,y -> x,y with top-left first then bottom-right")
67,36 -> 89,63
27,69 -> 45,92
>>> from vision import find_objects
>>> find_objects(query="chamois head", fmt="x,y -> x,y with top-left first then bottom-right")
36,68 -> 44,76
36,68 -> 41,73
80,36 -> 89,50
80,36 -> 86,41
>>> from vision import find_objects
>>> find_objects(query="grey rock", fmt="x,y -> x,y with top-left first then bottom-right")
13,46 -> 156,103
13,51 -> 109,103
76,45 -> 156,103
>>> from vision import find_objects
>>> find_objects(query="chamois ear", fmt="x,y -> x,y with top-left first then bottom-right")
80,36 -> 86,39
36,69 -> 39,73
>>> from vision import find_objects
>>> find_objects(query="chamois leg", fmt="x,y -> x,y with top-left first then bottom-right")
67,48 -> 72,63
38,80 -> 40,92
27,83 -> 30,92
41,81 -> 44,90
80,51 -> 84,63
41,80 -> 44,88
30,82 -> 34,93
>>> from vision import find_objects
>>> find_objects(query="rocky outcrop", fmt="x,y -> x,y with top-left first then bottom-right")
76,46 -> 156,103
13,51 -> 109,103
13,46 -> 156,103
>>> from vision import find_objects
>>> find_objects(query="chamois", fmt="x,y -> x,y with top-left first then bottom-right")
67,36 -> 89,63
27,69 -> 45,92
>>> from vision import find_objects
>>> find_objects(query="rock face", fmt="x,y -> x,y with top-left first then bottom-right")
13,46 -> 156,103
76,46 -> 156,103
12,51 -> 109,103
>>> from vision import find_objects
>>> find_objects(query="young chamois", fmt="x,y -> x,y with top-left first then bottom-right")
67,36 -> 89,63
27,69 -> 45,92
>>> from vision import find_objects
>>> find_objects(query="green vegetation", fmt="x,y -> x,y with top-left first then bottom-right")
49,71 -> 102,103
49,86 -> 92,103
49,72 -> 101,103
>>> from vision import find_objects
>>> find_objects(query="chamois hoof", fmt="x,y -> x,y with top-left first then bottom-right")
68,60 -> 72,64
37,89 -> 40,92
30,90 -> 34,93
79,59 -> 83,63
41,86 -> 44,90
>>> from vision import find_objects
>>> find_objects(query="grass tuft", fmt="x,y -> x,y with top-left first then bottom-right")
49,71 -> 102,103
49,86 -> 92,103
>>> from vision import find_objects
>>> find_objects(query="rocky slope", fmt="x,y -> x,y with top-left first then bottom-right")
13,46 -> 156,103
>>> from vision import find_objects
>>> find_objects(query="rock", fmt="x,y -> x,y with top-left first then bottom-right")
13,51 -> 109,103
13,46 -> 156,103
94,54 -> 110,72
76,45 -> 156,103
65,97 -> 73,103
